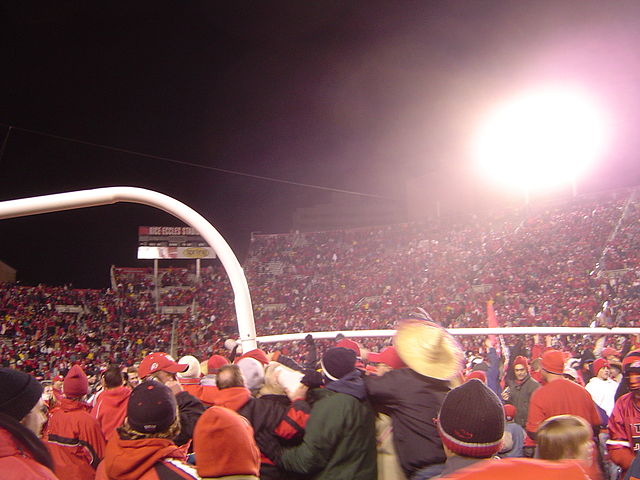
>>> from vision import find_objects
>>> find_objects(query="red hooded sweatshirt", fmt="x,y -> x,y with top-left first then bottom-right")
45,397 -> 106,480
92,386 -> 131,440
95,437 -> 199,480
0,428 -> 59,480
208,387 -> 252,411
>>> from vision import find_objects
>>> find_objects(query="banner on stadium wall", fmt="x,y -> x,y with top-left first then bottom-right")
137,226 -> 216,259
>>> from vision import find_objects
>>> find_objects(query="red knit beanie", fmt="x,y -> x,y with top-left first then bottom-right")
194,406 -> 260,477
513,356 -> 529,370
541,350 -> 565,375
63,365 -> 88,398
592,358 -> 609,376
465,371 -> 487,384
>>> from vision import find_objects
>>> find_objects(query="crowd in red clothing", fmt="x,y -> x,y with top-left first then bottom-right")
2,189 -> 640,377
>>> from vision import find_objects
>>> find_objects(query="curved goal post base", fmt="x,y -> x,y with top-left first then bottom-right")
0,187 -> 258,351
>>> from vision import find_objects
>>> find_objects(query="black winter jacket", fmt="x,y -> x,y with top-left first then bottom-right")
365,368 -> 450,478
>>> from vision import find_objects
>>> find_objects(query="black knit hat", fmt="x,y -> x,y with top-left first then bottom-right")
127,380 -> 177,434
0,368 -> 43,421
321,347 -> 357,381
437,379 -> 504,458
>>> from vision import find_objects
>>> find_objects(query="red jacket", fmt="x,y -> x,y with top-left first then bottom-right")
0,427 -> 59,480
607,392 -> 640,473
45,397 -> 106,480
440,457 -> 590,479
95,436 -> 199,480
92,387 -> 131,441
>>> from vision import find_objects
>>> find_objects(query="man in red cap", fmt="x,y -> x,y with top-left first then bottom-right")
45,365 -> 106,480
137,352 -> 205,448
526,350 -> 602,479
502,355 -> 540,429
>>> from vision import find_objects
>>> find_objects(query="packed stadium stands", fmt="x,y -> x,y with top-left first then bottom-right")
2,188 -> 640,377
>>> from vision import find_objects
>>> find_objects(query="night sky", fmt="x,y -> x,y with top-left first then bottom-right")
2,1 -> 640,288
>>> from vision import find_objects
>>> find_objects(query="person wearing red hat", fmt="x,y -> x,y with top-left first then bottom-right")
201,354 -> 229,387
367,346 -> 406,376
45,365 -> 106,480
526,350 -> 602,480
502,355 -> 540,431
208,364 -> 311,480
585,359 -> 617,417
138,352 -> 205,449
499,404 -> 525,458
193,406 -> 260,480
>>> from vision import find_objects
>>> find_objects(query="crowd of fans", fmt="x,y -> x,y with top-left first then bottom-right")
2,316 -> 639,479
2,189 -> 640,375
3,189 -> 640,478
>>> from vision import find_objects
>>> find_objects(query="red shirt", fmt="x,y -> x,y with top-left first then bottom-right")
526,378 -> 601,434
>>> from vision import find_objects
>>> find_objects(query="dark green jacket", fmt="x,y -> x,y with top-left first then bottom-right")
281,387 -> 377,480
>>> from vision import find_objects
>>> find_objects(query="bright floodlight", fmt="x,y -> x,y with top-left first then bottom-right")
474,88 -> 608,192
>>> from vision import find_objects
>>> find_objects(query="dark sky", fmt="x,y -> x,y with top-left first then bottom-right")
2,1 -> 640,288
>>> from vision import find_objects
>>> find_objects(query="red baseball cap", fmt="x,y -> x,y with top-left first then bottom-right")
336,338 -> 361,357
368,346 -> 406,369
504,404 -> 517,421
138,352 -> 188,379
207,354 -> 229,373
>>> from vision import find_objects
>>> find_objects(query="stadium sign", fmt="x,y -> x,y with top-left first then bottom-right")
137,226 -> 216,259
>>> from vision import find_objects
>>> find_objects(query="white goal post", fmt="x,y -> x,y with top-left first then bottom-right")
0,187 -> 258,351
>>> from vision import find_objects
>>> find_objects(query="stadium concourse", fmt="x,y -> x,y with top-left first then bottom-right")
2,188 -> 640,375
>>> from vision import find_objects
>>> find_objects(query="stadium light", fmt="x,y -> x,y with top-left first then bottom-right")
473,87 -> 609,198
